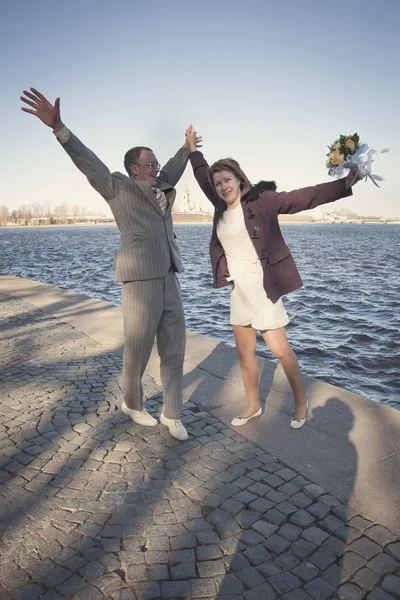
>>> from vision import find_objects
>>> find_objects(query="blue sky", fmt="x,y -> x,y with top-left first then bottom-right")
1,0 -> 399,217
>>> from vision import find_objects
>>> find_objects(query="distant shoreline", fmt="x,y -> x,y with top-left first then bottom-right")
1,221 -> 399,231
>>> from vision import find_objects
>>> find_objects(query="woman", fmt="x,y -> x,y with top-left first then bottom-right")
186,127 -> 360,428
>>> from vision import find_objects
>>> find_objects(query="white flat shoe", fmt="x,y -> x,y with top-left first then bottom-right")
231,407 -> 262,427
290,401 -> 309,429
160,412 -> 188,441
121,401 -> 158,426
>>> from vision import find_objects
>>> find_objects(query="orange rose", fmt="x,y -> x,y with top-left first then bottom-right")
346,138 -> 356,151
330,150 -> 345,165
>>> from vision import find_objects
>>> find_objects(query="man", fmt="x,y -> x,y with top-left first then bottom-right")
21,87 -> 200,440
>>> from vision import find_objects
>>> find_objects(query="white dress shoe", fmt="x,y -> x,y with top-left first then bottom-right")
290,401 -> 309,429
231,407 -> 262,427
121,401 -> 158,426
160,412 -> 188,441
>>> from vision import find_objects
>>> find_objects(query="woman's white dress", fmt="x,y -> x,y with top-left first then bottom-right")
217,203 -> 289,331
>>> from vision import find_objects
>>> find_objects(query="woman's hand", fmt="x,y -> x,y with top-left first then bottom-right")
345,165 -> 363,189
183,124 -> 202,152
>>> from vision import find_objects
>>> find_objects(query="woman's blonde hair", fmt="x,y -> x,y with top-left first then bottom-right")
207,158 -> 252,192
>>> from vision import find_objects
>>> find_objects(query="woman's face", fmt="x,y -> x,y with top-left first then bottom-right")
212,170 -> 241,207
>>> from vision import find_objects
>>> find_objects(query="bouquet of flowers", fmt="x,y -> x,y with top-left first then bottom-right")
326,133 -> 390,187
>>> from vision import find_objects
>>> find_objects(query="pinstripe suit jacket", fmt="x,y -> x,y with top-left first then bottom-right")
57,130 -> 190,282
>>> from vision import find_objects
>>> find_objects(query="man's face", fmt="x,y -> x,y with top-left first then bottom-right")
130,149 -> 160,186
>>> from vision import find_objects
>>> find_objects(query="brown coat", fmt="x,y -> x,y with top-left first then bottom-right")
189,151 -> 353,302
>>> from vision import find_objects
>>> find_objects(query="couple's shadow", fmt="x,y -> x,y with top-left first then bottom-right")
181,338 -> 360,596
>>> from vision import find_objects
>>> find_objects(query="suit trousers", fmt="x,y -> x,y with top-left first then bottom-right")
121,271 -> 186,419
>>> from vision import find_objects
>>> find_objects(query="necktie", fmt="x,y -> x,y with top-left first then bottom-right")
153,187 -> 168,215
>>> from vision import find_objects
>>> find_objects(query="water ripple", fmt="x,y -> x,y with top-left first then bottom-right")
1,223 -> 399,409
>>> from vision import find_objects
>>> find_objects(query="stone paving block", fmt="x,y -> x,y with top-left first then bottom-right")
263,508 -> 287,526
170,533 -> 197,550
43,566 -> 73,588
275,501 -> 298,517
170,561 -> 196,580
367,587 -> 398,600
124,564 -> 149,582
235,509 -> 260,529
289,510 -> 315,528
321,564 -> 350,587
190,577 -> 217,598
336,582 -> 365,600
290,539 -> 317,560
268,572 -> 301,594
243,582 -> 277,599
301,526 -> 330,546
40,592 -> 65,600
304,577 -> 335,600
352,566 -> 381,591
339,551 -> 367,574
348,516 -> 374,533
290,492 -> 313,509
266,490 -> 288,504
196,545 -> 223,561
256,560 -> 282,578
218,536 -> 246,555
13,583 -> 45,600
244,543 -> 273,565
55,574 -> 86,596
223,553 -> 250,572
220,498 -> 245,515
386,542 -> 400,562
308,549 -> 337,570
381,574 -> 400,597
91,573 -> 123,595
72,584 -> 106,599
321,536 -> 347,557
249,497 -> 274,513
247,482 -> 272,496
366,525 -> 399,548
319,515 -> 344,533
144,550 -> 168,564
214,573 -> 244,595
216,518 -> 242,538
350,536 -> 382,559
335,525 -> 362,544
252,519 -> 279,538
133,582 -> 161,600
307,502 -> 331,520
236,565 -> 266,588
367,552 -> 399,576
150,563 -> 169,580
292,561 -> 319,583
195,530 -> 221,546
275,552 -> 300,571
197,558 -> 226,577
232,490 -> 258,505
279,523 -> 302,542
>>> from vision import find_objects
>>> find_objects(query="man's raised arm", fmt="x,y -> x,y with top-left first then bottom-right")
20,88 -> 122,202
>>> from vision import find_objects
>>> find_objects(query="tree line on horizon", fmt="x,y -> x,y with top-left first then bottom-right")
0,203 -> 109,226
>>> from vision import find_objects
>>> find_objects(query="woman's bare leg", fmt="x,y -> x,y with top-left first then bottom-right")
233,325 -> 261,418
261,327 -> 307,419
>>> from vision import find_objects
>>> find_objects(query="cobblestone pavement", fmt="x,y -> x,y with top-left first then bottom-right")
1,292 -> 399,600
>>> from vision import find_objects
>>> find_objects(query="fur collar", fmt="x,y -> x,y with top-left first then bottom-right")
243,180 -> 277,203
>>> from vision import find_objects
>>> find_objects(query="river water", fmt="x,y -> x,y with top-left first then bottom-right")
1,224 -> 399,409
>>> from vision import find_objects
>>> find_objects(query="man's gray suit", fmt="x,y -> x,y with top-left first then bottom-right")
55,128 -> 189,418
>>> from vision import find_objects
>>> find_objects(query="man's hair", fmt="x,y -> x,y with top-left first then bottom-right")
124,146 -> 153,176
207,158 -> 252,191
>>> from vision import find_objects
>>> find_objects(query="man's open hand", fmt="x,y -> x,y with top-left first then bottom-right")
21,88 -> 64,132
